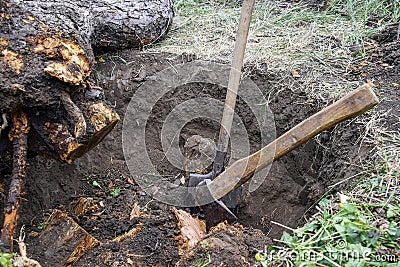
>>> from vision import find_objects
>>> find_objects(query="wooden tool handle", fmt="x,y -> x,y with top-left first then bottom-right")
215,0 -> 255,156
208,84 -> 379,199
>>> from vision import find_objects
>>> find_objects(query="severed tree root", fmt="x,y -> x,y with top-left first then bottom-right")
60,91 -> 87,139
1,111 -> 30,252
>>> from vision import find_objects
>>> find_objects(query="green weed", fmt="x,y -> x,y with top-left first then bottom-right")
0,252 -> 13,267
256,199 -> 400,266
191,254 -> 211,267
37,220 -> 48,230
92,180 -> 102,189
256,131 -> 400,267
110,188 -> 121,198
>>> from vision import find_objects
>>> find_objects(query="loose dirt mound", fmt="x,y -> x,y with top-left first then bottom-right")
0,50 -> 377,266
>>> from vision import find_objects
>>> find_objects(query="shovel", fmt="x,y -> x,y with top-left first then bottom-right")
187,0 -> 255,222
196,84 -> 378,228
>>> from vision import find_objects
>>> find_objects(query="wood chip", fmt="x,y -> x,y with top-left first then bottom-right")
172,208 -> 206,255
112,224 -> 143,242
37,209 -> 100,266
70,197 -> 103,217
130,202 -> 141,220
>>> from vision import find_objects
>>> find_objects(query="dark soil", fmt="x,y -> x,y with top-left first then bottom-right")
1,27 -> 399,267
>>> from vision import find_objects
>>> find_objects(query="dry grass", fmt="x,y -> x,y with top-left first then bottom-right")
146,0 -> 397,98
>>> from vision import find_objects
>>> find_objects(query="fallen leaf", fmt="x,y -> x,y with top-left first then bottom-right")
172,208 -> 206,255
322,82 -> 332,87
130,202 -> 141,219
127,258 -> 134,265
364,44 -> 376,50
381,63 -> 389,67
127,177 -> 135,185
291,69 -> 300,78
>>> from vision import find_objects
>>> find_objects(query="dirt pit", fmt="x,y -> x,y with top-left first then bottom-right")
0,51 -> 375,266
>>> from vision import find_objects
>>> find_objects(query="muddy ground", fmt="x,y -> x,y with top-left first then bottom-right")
0,22 -> 399,267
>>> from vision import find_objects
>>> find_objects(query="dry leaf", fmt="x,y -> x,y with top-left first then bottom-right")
366,79 -> 375,87
130,202 -> 141,220
322,82 -> 332,87
127,177 -> 135,185
359,61 -> 368,67
364,44 -> 376,50
291,69 -> 300,78
172,208 -> 206,255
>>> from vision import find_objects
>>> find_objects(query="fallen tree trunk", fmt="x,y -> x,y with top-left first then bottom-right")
0,0 -> 173,161
15,0 -> 174,53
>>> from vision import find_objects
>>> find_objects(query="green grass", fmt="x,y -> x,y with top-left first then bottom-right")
256,200 -> 400,266
191,254 -> 211,267
256,131 -> 400,266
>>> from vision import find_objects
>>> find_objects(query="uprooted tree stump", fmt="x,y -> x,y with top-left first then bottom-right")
0,0 -> 173,251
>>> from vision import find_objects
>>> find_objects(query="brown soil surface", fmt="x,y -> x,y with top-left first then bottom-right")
1,26 -> 399,267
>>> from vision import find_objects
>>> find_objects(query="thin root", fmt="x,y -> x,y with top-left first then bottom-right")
1,111 -> 30,252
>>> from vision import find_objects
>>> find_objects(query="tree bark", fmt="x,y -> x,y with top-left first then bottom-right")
13,0 -> 174,52
0,0 -> 173,162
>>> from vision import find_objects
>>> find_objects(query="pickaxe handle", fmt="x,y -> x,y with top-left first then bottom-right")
208,84 -> 379,200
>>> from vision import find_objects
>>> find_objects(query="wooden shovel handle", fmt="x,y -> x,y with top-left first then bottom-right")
209,84 -> 379,199
215,0 -> 255,155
